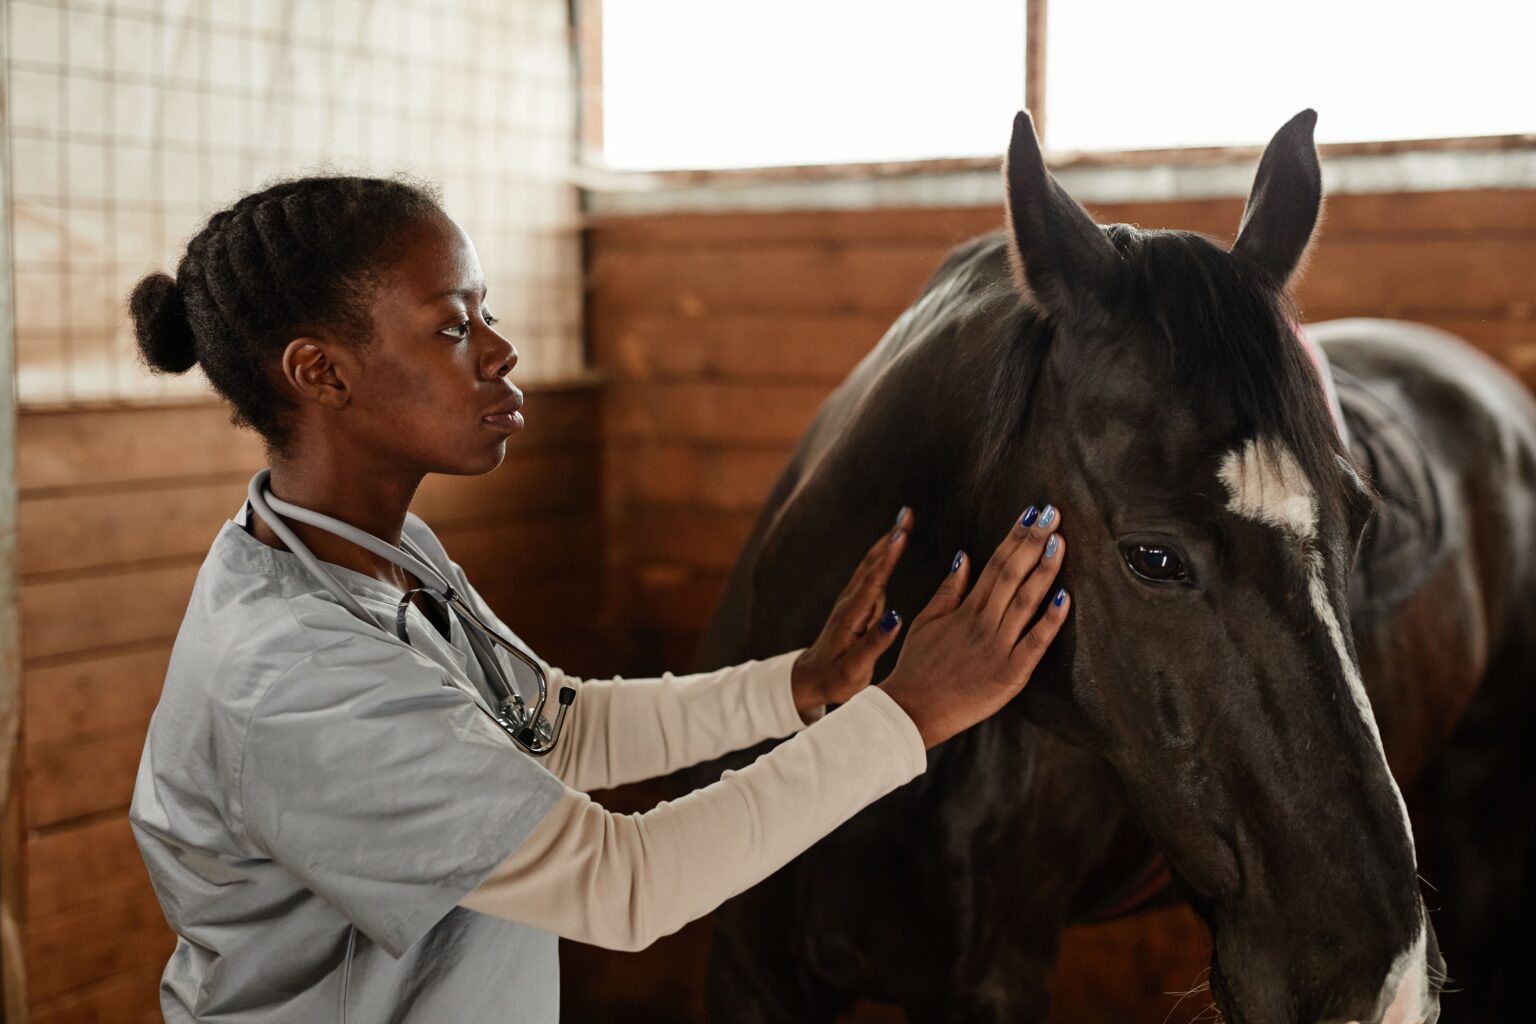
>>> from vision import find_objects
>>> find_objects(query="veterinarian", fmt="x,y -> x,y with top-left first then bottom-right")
127,176 -> 1072,1022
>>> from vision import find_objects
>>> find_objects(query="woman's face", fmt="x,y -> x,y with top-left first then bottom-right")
338,211 -> 523,477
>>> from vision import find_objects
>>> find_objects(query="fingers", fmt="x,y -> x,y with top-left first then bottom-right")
972,504 -> 1062,628
840,510 -> 911,638
853,605 -> 904,665
913,548 -> 971,626
996,531 -> 1065,642
1010,585 -> 1071,678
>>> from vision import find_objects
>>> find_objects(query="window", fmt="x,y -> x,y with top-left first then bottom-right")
594,0 -> 1534,172
1047,0 -> 1536,152
599,0 -> 1026,170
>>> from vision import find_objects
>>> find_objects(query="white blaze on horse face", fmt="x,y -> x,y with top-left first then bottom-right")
1216,438 -> 1411,838
1217,438 -> 1430,1020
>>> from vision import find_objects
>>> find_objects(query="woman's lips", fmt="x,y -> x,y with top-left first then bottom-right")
481,410 -> 525,432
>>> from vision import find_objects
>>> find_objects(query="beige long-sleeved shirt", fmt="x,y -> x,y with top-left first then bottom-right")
460,653 -> 928,950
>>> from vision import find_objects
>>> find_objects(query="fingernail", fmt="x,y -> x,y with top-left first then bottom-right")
1020,505 -> 1039,528
950,550 -> 964,573
890,507 -> 909,540
1044,535 -> 1059,559
879,608 -> 901,633
1053,588 -> 1067,608
1039,504 -> 1057,528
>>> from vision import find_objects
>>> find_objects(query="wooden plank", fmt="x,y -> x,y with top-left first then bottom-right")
16,403 -> 266,493
26,727 -> 147,829
587,206 -> 1006,249
19,479 -> 244,577
20,510 -> 603,663
627,507 -> 758,574
434,513 -> 604,586
25,815 -> 148,920
15,385 -> 600,495
587,243 -> 944,314
589,310 -> 891,383
21,561 -> 199,663
20,448 -> 601,577
586,190 -> 1536,250
1090,190 -> 1536,240
609,444 -> 791,511
589,234 -> 1536,317
30,964 -> 163,1024
608,381 -> 829,445
24,886 -> 173,1005
23,645 -> 170,748
412,448 -> 601,527
1298,238 -> 1536,310
504,385 -> 604,450
1307,189 -> 1536,237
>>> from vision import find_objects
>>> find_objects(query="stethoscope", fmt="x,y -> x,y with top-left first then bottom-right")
246,469 -> 574,757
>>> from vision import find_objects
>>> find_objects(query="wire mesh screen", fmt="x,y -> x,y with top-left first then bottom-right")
6,0 -> 583,405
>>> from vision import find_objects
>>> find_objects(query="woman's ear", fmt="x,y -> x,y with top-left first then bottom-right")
281,337 -> 351,410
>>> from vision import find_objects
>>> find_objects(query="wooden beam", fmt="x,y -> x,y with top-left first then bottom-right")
1025,0 -> 1048,138
1,10 -> 32,1016
577,0 -> 604,164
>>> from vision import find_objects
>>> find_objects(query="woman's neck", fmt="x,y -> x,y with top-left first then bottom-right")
249,450 -> 426,591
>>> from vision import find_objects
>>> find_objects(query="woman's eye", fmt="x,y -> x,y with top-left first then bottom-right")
439,321 -> 470,340
1124,544 -> 1188,583
482,309 -> 498,327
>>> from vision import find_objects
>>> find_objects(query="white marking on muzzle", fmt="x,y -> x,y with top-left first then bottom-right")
1219,439 -> 1430,1021
1350,923 -> 1431,1024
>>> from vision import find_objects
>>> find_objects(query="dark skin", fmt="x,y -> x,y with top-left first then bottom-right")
249,210 -> 1071,737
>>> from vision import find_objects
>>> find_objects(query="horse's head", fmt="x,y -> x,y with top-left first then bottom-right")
1000,111 -> 1441,1023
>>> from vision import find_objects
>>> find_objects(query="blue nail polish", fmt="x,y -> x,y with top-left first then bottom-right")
1044,535 -> 1059,559
1020,506 -> 1039,528
890,507 -> 908,539
950,550 -> 964,573
1053,588 -> 1067,608
1039,505 -> 1057,528
879,608 -> 901,633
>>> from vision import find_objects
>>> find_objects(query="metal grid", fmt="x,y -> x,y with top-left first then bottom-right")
6,0 -> 583,405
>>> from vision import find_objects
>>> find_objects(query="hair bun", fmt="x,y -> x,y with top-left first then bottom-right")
129,272 -> 198,374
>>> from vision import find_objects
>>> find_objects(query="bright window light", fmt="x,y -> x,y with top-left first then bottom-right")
600,0 -> 1026,170
1046,0 -> 1536,151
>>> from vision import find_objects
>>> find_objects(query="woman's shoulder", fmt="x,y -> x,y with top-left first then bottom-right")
167,518 -> 429,706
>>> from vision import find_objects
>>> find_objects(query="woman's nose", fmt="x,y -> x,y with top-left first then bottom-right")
483,334 -> 518,379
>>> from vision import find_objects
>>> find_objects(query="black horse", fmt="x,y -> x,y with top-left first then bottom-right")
696,111 -> 1536,1023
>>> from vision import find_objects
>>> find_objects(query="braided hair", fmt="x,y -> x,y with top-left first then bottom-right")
129,175 -> 443,453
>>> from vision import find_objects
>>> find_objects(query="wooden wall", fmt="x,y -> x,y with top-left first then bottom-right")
10,382 -> 607,1022
584,189 -> 1536,1021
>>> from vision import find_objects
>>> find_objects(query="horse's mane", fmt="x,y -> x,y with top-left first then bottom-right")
967,225 -> 1352,499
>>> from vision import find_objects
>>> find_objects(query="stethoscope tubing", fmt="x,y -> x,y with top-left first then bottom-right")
245,470 -> 573,755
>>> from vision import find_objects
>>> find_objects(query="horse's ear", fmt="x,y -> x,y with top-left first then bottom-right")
1231,109 -> 1323,288
1003,110 -> 1122,324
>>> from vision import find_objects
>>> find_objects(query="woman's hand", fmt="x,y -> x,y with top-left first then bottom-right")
882,505 -> 1070,749
790,507 -> 913,722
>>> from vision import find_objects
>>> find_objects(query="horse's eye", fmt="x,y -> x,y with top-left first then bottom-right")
1124,544 -> 1188,583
